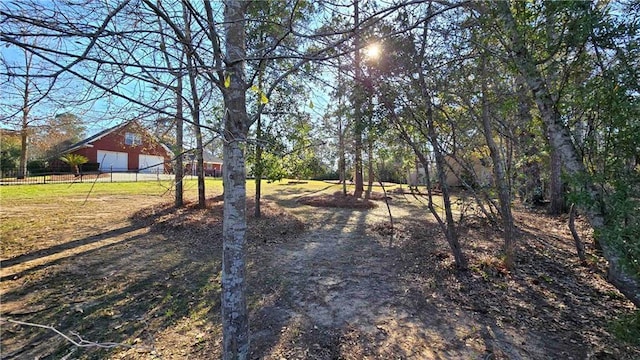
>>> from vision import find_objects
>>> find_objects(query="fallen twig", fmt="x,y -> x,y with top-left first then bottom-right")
1,317 -> 152,351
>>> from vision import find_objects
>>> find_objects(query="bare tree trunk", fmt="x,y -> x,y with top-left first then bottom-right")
18,67 -> 30,180
480,55 -> 516,269
385,97 -> 467,270
416,23 -> 466,269
352,0 -> 364,198
157,11 -> 184,207
254,68 -> 267,218
515,77 -> 543,205
548,145 -> 564,215
222,1 -> 250,358
337,60 -> 347,196
183,8 -> 206,208
195,128 -> 205,206
175,75 -> 184,207
18,127 -> 28,179
254,113 -> 263,218
338,118 -> 347,195
427,106 -> 467,270
496,1 -> 640,306
569,203 -> 586,262
365,134 -> 374,199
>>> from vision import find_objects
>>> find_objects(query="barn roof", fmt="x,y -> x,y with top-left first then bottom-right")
63,120 -> 174,157
64,121 -> 132,153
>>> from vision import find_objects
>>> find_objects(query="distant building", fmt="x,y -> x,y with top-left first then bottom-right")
61,120 -> 173,173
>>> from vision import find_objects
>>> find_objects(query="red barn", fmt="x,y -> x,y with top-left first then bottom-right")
64,120 -> 173,173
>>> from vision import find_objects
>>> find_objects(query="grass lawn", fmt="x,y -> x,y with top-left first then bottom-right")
0,178 -> 221,202
0,178 -> 437,259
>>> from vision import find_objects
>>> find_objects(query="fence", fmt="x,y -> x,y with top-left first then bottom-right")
0,167 -> 221,186
0,168 -> 172,185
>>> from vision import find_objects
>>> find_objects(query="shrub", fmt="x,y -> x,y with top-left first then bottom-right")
27,160 -> 47,175
80,162 -> 100,172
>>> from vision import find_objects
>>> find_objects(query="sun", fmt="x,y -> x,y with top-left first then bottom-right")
363,43 -> 381,61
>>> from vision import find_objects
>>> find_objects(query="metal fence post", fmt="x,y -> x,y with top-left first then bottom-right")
111,166 -> 113,182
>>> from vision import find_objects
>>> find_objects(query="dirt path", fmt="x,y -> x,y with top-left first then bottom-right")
252,201 -> 495,359
251,194 -> 637,359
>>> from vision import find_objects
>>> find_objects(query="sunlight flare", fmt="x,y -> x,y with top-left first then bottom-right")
363,42 -> 381,61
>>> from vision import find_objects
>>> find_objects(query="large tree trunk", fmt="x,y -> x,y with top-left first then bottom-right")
222,1 -> 250,358
548,144 -> 564,215
515,76 -> 543,204
158,9 -> 184,208
496,1 -> 640,306
480,55 -> 516,269
337,58 -> 347,196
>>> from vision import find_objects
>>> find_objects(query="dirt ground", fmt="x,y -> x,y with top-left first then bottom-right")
1,185 -> 638,359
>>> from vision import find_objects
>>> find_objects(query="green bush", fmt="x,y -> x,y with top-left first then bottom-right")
80,162 -> 100,172
27,160 -> 47,175
1,141 -> 20,174
376,164 -> 405,184
312,170 -> 339,181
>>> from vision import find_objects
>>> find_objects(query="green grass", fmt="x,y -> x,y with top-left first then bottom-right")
610,310 -> 640,346
0,178 -> 225,202
0,178 -> 407,203
0,181 -> 170,200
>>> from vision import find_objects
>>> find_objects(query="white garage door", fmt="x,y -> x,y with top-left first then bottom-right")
97,150 -> 128,172
138,154 -> 165,174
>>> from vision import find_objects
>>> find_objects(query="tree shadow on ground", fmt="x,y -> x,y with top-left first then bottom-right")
2,192 -> 637,359
1,194 -> 309,360
251,189 -> 638,359
1,217 -> 223,359
248,197 -> 482,359
387,211 -> 639,359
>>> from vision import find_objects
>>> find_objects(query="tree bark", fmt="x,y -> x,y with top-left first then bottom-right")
254,113 -> 263,218
365,131 -> 374,199
157,9 -> 184,207
569,203 -> 586,262
548,144 -> 564,215
18,127 -> 28,179
496,1 -> 640,306
222,1 -> 250,358
427,105 -> 467,270
338,116 -> 347,195
18,64 -> 31,180
175,75 -> 184,208
337,58 -> 347,196
352,0 -> 364,198
183,9 -> 206,208
480,54 -> 516,269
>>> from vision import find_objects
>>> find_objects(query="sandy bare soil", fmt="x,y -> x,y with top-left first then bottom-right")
1,187 -> 638,359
